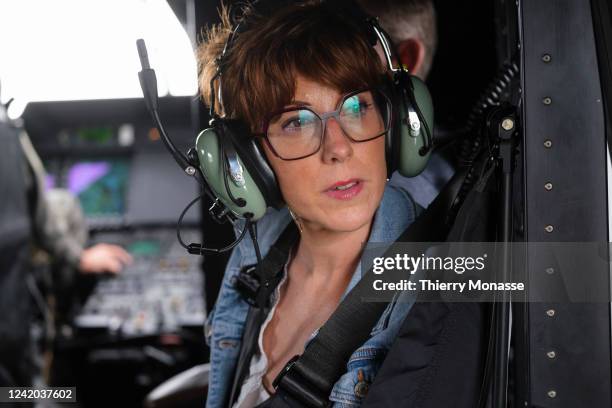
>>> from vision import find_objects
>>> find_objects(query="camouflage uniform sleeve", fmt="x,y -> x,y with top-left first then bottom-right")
19,131 -> 85,269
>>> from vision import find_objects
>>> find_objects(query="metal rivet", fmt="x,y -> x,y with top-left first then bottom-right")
544,182 -> 553,191
548,390 -> 557,398
354,369 -> 370,398
546,309 -> 555,317
547,351 -> 556,359
545,225 -> 554,233
543,97 -> 552,105
185,166 -> 196,176
354,381 -> 369,399
546,267 -> 555,275
544,139 -> 552,148
542,54 -> 552,63
502,118 -> 515,131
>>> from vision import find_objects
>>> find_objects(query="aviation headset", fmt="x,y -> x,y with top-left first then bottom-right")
137,0 -> 434,253
194,0 -> 434,221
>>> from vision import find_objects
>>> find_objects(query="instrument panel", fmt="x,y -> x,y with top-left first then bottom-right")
74,228 -> 205,338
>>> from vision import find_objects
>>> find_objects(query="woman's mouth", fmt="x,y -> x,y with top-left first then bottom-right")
324,179 -> 364,200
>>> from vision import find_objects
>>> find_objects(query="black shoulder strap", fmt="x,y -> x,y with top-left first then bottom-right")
227,222 -> 299,407
232,163 -> 465,408
271,274 -> 388,407
268,217 -> 436,408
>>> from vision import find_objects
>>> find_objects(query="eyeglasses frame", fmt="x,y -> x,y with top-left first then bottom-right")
255,87 -> 393,161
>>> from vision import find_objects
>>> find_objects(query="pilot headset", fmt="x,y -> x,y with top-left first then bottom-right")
136,0 -> 434,254
193,0 -> 434,221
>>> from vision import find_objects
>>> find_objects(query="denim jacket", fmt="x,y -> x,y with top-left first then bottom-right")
205,184 -> 420,407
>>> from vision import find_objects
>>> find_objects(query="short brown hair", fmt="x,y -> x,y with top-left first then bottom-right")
197,2 -> 386,131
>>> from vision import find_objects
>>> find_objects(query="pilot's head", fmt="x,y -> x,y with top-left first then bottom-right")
197,2 -> 391,234
358,0 -> 437,80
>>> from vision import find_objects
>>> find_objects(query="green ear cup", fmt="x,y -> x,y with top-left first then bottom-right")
195,128 -> 268,220
397,75 -> 434,177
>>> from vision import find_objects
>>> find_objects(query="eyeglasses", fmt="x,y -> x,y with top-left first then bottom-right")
260,88 -> 392,160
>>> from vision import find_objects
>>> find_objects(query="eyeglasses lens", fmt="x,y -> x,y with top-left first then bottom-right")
266,90 -> 389,160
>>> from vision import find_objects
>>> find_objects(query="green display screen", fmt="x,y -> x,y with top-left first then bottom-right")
67,160 -> 129,216
76,127 -> 114,144
128,240 -> 161,256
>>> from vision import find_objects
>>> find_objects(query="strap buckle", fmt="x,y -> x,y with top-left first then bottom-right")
235,265 -> 260,307
272,355 -> 331,408
272,355 -> 300,389
235,264 -> 280,308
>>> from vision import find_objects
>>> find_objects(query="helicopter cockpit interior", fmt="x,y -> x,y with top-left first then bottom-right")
0,0 -> 610,407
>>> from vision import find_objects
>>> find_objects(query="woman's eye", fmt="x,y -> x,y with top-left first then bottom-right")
342,98 -> 373,117
358,102 -> 373,112
282,112 -> 316,131
283,118 -> 302,129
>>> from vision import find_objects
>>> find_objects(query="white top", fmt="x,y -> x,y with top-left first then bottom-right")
232,257 -> 291,408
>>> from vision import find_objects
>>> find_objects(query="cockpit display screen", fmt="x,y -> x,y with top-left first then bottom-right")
76,127 -> 114,145
67,160 -> 129,216
127,240 -> 161,256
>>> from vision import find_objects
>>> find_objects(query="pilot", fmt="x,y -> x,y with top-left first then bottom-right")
0,123 -> 132,387
198,1 -> 423,406
19,131 -> 133,275
359,0 -> 455,208
359,0 -> 437,81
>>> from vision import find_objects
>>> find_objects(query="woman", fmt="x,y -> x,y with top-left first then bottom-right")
198,2 -> 422,407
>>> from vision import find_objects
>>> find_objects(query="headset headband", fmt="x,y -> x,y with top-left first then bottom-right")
209,0 -> 408,117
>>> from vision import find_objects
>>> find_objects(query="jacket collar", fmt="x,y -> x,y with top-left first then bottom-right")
233,184 -> 417,285
342,184 -> 417,297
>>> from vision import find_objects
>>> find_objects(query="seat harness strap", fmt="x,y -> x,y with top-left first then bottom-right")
228,222 -> 299,407
231,201 -> 439,408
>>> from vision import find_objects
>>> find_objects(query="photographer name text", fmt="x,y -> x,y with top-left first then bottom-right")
372,279 -> 525,292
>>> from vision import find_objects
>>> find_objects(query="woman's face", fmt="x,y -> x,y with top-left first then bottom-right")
261,75 -> 387,233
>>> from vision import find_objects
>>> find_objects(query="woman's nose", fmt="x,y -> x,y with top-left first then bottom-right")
321,117 -> 353,163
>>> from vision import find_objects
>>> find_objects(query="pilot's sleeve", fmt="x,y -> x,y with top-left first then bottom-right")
19,131 -> 84,269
